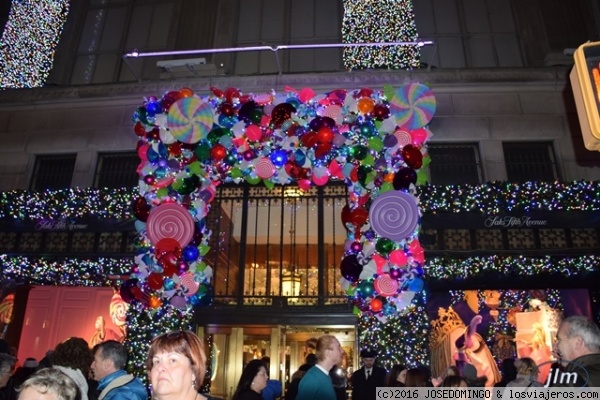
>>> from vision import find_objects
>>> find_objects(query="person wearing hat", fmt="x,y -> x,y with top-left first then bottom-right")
351,349 -> 386,400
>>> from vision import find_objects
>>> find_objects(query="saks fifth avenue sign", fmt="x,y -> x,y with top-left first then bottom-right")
35,220 -> 88,231
484,215 -> 548,228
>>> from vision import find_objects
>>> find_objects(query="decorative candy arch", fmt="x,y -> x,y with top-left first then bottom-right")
125,83 -> 436,320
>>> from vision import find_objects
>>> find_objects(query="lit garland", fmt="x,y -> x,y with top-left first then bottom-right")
0,255 -> 131,286
358,292 -> 429,369
0,0 -> 70,89
124,301 -> 193,384
0,187 -> 134,220
420,180 -> 600,213
427,255 -> 599,280
0,181 -> 598,221
342,0 -> 421,69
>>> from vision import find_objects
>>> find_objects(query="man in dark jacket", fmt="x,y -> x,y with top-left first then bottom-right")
351,350 -> 386,400
553,315 -> 600,387
90,341 -> 147,400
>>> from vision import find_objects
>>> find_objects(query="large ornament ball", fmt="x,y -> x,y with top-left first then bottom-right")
389,268 -> 404,280
224,153 -> 238,166
352,145 -> 369,161
211,144 -> 227,161
132,197 -> 151,222
243,150 -> 255,161
146,101 -> 162,116
149,296 -> 162,309
271,103 -> 296,127
195,143 -> 211,162
250,108 -> 264,125
358,280 -> 375,298
179,87 -> 194,98
317,127 -> 334,143
309,116 -> 326,132
219,102 -> 236,117
340,254 -> 363,283
375,238 -> 396,255
393,167 -> 417,190
350,241 -> 362,253
134,122 -> 146,137
147,272 -> 164,291
174,175 -> 200,195
119,279 -> 139,304
372,104 -> 390,120
370,297 -> 383,312
357,97 -> 375,114
301,132 -> 318,148
270,149 -> 288,168
207,128 -> 228,145
402,144 -> 423,169
182,245 -> 200,262
163,277 -> 176,291
359,123 -> 375,137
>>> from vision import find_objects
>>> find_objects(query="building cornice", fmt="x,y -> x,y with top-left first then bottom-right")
0,67 -> 572,107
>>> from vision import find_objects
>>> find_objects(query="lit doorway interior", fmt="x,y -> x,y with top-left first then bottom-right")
205,324 -> 356,399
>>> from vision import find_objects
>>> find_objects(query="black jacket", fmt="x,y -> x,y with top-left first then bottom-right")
351,366 -> 387,400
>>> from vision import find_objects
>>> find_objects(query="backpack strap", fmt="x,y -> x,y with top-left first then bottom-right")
98,375 -> 135,400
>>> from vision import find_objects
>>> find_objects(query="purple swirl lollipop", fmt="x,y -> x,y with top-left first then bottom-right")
369,191 -> 419,241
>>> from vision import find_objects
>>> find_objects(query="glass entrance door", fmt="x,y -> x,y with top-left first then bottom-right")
203,324 -> 355,400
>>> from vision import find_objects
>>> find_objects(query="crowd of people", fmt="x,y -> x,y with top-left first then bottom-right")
0,315 -> 599,400
284,315 -> 600,399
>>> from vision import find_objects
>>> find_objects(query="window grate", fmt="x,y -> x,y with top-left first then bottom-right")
428,143 -> 483,185
503,142 -> 559,182
30,154 -> 77,191
205,183 -> 348,306
94,152 -> 139,189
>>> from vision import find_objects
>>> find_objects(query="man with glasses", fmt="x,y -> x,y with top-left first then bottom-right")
553,315 -> 600,387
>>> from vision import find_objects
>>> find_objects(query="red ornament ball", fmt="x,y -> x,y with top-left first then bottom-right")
211,144 -> 227,161
370,298 -> 383,312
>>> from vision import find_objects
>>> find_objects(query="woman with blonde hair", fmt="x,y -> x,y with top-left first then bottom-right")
17,368 -> 79,400
506,357 -> 542,387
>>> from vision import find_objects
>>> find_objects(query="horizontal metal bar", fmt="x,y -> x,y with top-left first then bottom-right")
123,41 -> 435,59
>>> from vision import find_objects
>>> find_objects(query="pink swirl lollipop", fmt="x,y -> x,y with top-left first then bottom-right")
374,274 -> 399,297
146,203 -> 195,247
180,272 -> 200,296
254,157 -> 275,179
167,97 -> 213,144
369,190 -> 419,241
390,83 -> 436,130
393,129 -> 412,147
322,104 -> 343,125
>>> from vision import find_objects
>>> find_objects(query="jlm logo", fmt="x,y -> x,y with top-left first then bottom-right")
544,367 -> 579,386
538,360 -> 589,387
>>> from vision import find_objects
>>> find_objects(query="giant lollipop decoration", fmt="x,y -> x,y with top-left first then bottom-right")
167,97 -> 213,144
369,190 -> 419,242
146,203 -> 195,247
390,83 -> 436,130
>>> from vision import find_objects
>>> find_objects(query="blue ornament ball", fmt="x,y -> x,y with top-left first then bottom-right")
182,245 -> 200,262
